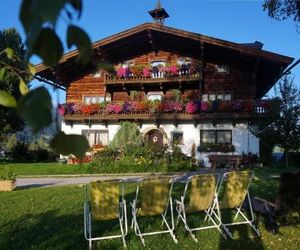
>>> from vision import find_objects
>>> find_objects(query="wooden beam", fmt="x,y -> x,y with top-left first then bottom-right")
147,29 -> 157,53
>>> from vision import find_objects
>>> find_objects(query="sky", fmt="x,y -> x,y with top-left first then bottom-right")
0,0 -> 299,105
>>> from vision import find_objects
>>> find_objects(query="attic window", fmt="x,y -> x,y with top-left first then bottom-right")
177,58 -> 191,66
217,64 -> 229,73
151,61 -> 166,67
122,60 -> 134,68
92,71 -> 102,78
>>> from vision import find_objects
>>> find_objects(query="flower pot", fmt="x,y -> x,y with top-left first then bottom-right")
0,180 -> 16,192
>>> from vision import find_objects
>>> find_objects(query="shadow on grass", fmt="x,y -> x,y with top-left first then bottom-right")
0,209 -> 131,250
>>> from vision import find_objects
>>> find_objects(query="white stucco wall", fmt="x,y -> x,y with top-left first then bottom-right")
61,121 -> 259,166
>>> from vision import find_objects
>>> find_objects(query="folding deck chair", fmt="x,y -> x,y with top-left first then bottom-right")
176,174 -> 227,242
84,180 -> 128,249
131,177 -> 178,246
217,170 -> 259,239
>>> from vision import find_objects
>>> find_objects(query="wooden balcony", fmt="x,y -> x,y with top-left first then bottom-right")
62,99 -> 269,126
64,112 -> 257,127
104,72 -> 201,92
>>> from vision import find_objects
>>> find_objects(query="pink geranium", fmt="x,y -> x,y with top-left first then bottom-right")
169,65 -> 178,75
201,101 -> 210,112
185,101 -> 198,114
58,104 -> 65,116
106,103 -> 123,114
143,67 -> 151,77
117,68 -> 126,78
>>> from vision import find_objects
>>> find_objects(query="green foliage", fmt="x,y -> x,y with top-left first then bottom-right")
0,90 -> 17,107
110,122 -> 142,151
0,170 -> 16,181
20,0 -> 92,66
32,28 -> 63,67
251,76 -> 300,166
0,28 -> 29,136
50,132 -> 90,159
17,87 -> 52,133
67,25 -> 92,65
4,134 -> 58,162
263,0 -> 300,32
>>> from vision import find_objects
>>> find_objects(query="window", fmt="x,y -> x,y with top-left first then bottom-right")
147,92 -> 162,101
200,130 -> 232,144
201,93 -> 232,101
177,58 -> 191,66
171,131 -> 184,144
151,61 -> 166,67
217,64 -> 229,73
224,94 -> 232,101
202,94 -> 208,102
84,96 -> 110,104
201,130 -> 216,144
82,130 -> 109,146
216,130 -> 232,144
209,94 -> 216,101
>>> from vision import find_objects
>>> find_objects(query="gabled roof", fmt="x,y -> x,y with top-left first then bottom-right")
35,22 -> 294,97
35,22 -> 293,74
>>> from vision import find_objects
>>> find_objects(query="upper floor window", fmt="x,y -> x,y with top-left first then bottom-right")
151,61 -> 166,67
122,60 -> 134,68
217,64 -> 229,73
202,93 -> 232,101
84,95 -> 111,104
177,58 -> 191,66
147,92 -> 162,101
92,70 -> 102,78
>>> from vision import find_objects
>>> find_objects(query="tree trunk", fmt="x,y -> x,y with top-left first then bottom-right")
284,149 -> 289,168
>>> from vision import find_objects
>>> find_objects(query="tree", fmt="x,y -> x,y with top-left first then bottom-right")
0,28 -> 29,141
263,0 -> 300,31
274,75 -> 300,166
0,0 -> 92,159
251,75 -> 300,167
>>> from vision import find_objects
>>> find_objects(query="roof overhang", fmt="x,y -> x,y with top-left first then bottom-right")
35,22 -> 294,97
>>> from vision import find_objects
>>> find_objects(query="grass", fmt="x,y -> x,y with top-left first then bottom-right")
0,168 -> 300,249
0,161 -> 197,176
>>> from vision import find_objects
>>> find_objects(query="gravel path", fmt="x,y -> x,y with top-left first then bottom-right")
16,169 -> 226,189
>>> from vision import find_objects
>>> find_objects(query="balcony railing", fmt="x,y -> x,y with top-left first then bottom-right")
60,100 -> 270,122
105,70 -> 201,84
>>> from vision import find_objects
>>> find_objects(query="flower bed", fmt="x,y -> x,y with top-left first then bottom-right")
59,99 -> 270,116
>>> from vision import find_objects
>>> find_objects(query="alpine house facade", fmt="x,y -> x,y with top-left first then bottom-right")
35,4 -> 293,166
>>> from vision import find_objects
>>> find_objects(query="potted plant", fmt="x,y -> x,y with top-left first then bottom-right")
0,171 -> 16,192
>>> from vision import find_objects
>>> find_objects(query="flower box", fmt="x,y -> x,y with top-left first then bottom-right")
0,180 -> 16,192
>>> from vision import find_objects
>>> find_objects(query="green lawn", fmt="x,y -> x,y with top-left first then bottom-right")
0,169 -> 299,249
0,161 -> 197,176
0,161 -> 299,176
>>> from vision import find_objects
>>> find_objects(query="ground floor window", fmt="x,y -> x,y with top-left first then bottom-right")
82,130 -> 109,146
171,131 -> 184,144
200,130 -> 232,144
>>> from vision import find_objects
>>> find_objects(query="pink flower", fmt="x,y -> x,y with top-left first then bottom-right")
58,104 -> 65,116
143,67 -> 151,77
185,101 -> 198,114
106,103 -> 123,114
201,101 -> 210,112
117,68 -> 126,78
169,65 -> 178,75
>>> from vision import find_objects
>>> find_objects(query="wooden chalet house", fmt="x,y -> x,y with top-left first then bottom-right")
35,4 -> 293,166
